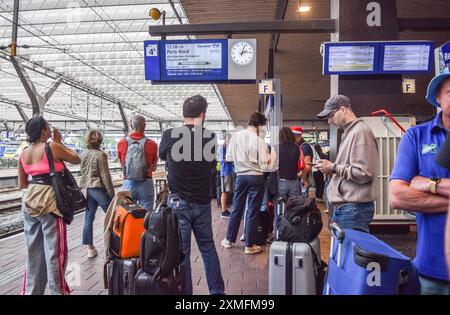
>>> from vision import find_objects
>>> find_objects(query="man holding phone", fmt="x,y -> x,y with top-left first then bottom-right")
315,95 -> 378,233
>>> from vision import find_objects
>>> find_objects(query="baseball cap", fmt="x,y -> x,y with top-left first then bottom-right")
426,66 -> 450,108
290,126 -> 303,135
317,95 -> 351,119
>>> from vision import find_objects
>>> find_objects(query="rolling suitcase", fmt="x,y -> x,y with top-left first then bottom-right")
269,238 -> 321,295
323,222 -> 420,295
106,258 -> 138,295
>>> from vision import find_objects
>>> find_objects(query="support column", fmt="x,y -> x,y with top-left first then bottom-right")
14,104 -> 28,122
330,0 -> 404,117
10,57 -> 63,116
269,79 -> 282,168
329,0 -> 407,161
117,102 -> 130,134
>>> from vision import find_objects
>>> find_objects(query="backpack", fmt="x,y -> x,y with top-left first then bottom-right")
278,196 -> 323,243
140,203 -> 184,278
124,136 -> 148,180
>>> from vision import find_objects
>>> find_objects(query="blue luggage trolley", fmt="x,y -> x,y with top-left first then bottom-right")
323,223 -> 419,295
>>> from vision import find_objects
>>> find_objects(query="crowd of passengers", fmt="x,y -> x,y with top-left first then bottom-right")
16,67 -> 450,295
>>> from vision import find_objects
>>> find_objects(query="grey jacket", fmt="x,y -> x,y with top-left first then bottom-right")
327,118 -> 378,206
79,148 -> 115,197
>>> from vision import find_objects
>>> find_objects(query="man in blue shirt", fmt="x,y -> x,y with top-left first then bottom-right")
390,67 -> 450,294
436,132 -> 450,277
219,134 -> 234,218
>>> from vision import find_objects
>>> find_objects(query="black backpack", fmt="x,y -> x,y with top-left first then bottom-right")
278,196 -> 323,243
140,203 -> 184,278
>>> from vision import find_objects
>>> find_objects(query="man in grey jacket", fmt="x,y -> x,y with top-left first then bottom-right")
315,95 -> 378,233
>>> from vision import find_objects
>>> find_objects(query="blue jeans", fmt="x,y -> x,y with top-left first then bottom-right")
419,275 -> 450,295
123,178 -> 154,211
82,188 -> 112,245
170,196 -> 225,295
278,179 -> 300,200
332,202 -> 375,233
226,175 -> 265,247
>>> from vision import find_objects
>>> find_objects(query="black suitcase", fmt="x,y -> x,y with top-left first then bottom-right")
134,264 -> 186,295
106,258 -> 138,295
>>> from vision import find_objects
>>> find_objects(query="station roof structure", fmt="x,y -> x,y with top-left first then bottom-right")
0,0 -> 449,133
0,0 -> 233,132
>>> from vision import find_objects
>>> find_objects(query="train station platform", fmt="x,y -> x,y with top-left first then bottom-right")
0,202 -> 416,295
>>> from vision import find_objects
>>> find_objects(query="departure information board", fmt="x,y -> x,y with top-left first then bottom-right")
379,42 -> 434,74
144,39 -> 257,83
145,39 -> 228,81
322,41 -> 434,75
161,40 -> 228,81
323,42 -> 379,75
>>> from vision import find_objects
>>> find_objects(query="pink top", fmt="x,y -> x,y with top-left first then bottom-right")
20,149 -> 65,176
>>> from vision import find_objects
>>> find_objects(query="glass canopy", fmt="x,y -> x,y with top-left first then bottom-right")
0,0 -> 233,133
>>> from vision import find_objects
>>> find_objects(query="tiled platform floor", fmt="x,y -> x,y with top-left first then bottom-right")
0,201 -> 416,295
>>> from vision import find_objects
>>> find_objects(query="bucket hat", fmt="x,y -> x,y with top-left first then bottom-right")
426,66 -> 450,107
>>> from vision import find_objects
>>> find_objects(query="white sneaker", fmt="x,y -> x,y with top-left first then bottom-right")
244,245 -> 262,255
87,248 -> 98,258
240,234 -> 245,242
221,239 -> 233,249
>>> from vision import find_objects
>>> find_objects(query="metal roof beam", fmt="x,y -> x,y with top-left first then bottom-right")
271,0 -> 289,51
149,19 -> 337,36
0,1 -> 176,13
0,50 -> 170,124
0,17 -> 183,28
0,96 -> 123,129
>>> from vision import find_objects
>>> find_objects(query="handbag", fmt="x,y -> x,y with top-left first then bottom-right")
45,143 -> 86,225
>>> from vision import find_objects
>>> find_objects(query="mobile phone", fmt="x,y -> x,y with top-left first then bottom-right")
307,162 -> 317,166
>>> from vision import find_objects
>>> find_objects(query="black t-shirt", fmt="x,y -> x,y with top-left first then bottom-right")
436,132 -> 450,170
299,138 -> 313,158
278,143 -> 300,180
159,125 -> 216,204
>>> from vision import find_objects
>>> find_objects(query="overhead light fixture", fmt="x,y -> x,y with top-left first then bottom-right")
297,5 -> 311,13
149,7 -> 166,23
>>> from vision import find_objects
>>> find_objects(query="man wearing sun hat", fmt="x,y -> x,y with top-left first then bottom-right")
390,66 -> 450,294
290,126 -> 314,197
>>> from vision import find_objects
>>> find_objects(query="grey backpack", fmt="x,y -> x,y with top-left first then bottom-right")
124,136 -> 149,180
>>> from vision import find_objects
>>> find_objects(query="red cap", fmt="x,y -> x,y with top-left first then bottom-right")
290,126 -> 303,135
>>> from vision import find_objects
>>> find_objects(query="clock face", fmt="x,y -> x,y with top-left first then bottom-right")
231,41 -> 255,66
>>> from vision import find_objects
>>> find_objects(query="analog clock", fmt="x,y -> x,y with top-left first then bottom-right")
231,41 -> 255,66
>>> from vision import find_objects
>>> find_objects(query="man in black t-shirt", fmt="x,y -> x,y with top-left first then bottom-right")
291,126 -> 313,197
437,132 -> 450,277
159,95 -> 225,295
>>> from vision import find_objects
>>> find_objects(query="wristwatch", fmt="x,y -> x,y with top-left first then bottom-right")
332,163 -> 337,174
429,177 -> 441,194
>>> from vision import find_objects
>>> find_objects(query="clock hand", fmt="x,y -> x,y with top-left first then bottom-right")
240,44 -> 247,55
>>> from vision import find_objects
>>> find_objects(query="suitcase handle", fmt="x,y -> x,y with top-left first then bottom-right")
329,222 -> 345,243
353,245 -> 389,272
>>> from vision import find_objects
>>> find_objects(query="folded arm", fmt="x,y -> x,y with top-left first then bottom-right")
410,176 -> 450,198
389,179 -> 449,213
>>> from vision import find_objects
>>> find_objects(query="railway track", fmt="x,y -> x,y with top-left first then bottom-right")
0,171 -> 166,239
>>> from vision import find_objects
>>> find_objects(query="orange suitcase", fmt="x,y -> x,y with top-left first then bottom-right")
110,197 -> 147,259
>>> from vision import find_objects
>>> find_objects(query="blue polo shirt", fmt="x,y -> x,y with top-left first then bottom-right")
219,144 -> 234,177
390,112 -> 450,281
